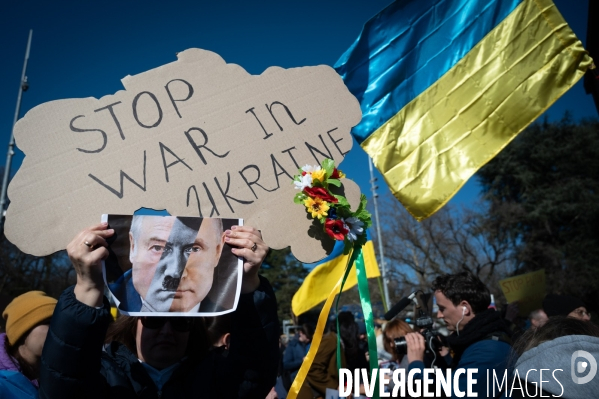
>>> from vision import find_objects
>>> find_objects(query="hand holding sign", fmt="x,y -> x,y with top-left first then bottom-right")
224,225 -> 267,294
67,222 -> 114,307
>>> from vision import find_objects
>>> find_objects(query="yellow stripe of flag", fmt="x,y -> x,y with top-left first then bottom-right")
362,0 -> 592,220
291,240 -> 380,316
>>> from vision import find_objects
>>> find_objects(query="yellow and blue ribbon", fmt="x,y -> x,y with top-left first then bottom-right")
288,244 -> 380,399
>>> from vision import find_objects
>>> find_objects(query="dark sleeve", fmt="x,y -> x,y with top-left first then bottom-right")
457,340 -> 511,399
39,286 -> 113,399
218,275 -> 279,399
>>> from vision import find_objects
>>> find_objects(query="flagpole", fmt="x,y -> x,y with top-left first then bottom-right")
369,157 -> 391,312
0,29 -> 32,225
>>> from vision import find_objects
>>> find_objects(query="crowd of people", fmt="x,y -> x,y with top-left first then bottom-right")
1,221 -> 279,399
271,271 -> 597,399
0,221 -> 598,399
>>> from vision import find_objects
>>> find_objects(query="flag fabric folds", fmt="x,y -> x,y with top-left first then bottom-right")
335,0 -> 592,220
291,233 -> 380,316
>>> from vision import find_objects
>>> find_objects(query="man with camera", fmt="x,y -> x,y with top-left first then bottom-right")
405,271 -> 513,398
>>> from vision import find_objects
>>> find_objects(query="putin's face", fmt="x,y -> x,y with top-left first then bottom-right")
130,217 -> 202,312
169,219 -> 224,312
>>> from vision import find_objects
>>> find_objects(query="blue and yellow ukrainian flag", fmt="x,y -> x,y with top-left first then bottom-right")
335,0 -> 592,220
291,232 -> 380,316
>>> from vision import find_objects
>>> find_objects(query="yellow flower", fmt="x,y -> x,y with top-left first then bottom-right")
311,169 -> 326,183
337,170 -> 346,178
304,197 -> 329,219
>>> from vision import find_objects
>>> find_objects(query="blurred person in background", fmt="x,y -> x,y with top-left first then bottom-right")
379,318 -> 413,395
337,311 -> 368,372
528,309 -> 549,330
284,323 -> 314,384
0,291 -> 57,399
376,321 -> 393,364
543,294 -> 591,322
297,322 -> 345,399
381,318 -> 413,370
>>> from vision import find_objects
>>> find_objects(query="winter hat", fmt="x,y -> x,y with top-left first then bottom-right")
543,294 -> 585,318
2,291 -> 57,346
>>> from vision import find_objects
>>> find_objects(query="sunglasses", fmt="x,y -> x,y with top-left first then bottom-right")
140,317 -> 194,332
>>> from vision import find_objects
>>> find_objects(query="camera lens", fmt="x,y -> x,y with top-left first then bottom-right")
394,337 -> 408,356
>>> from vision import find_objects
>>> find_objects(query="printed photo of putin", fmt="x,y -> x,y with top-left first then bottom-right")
103,215 -> 241,316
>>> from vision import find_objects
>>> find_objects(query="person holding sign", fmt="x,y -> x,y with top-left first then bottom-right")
39,222 -> 279,399
0,291 -> 57,399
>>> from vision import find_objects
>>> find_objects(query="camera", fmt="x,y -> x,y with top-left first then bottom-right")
394,327 -> 445,356
391,293 -> 446,356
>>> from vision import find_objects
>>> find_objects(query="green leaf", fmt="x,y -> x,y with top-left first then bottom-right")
293,193 -> 306,204
334,195 -> 350,207
327,179 -> 341,187
321,158 -> 335,177
337,209 -> 353,219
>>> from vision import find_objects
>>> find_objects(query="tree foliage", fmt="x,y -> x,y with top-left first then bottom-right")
0,168 -> 74,331
478,117 -> 599,310
376,195 -> 517,303
0,232 -> 72,299
261,247 -> 309,323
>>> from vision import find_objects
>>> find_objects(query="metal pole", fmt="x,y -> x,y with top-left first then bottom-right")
369,157 -> 391,311
0,30 -> 32,222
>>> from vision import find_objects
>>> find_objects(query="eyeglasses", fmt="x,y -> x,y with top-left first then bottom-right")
140,317 -> 194,332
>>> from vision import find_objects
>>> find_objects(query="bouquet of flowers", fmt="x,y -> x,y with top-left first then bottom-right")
293,158 -> 372,254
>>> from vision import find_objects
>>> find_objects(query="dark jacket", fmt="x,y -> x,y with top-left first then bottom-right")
409,309 -> 513,399
39,276 -> 279,399
283,336 -> 308,381
297,332 -> 345,399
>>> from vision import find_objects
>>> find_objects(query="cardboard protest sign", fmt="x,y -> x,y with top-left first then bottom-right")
499,269 -> 546,317
103,214 -> 240,316
5,48 -> 362,263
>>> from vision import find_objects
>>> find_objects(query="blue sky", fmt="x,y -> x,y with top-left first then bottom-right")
0,0 -> 595,217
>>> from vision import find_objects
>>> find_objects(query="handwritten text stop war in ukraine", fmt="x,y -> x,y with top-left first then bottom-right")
72,79 -> 349,216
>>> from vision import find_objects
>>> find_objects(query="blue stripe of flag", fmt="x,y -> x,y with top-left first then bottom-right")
334,0 -> 523,143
